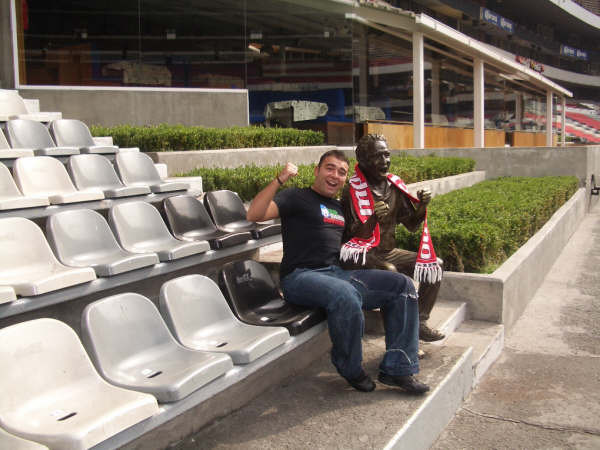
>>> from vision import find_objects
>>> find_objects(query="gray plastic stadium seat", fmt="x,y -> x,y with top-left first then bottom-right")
67,154 -> 150,198
160,274 -> 290,364
0,318 -> 159,450
5,119 -> 79,156
82,293 -> 233,403
0,217 -> 96,296
50,119 -> 117,154
0,427 -> 48,450
0,162 -> 49,210
13,156 -> 104,204
47,209 -> 159,277
0,286 -> 16,304
0,89 -> 62,122
116,152 -> 189,193
109,201 -> 209,261
0,128 -> 34,158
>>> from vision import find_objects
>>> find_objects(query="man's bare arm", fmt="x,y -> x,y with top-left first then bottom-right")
246,162 -> 298,222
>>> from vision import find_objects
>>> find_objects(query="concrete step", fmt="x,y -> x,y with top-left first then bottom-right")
437,319 -> 504,387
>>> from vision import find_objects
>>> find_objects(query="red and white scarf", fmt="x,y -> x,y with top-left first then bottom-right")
341,165 -> 442,284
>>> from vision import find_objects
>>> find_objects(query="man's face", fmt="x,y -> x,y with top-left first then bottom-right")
358,140 -> 391,182
312,156 -> 349,198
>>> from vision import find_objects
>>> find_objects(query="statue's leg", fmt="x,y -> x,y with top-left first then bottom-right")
383,249 -> 445,342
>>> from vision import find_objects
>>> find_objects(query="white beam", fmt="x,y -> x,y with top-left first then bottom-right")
561,96 -> 566,146
413,32 -> 424,149
515,93 -> 522,131
546,91 -> 553,146
474,58 -> 484,148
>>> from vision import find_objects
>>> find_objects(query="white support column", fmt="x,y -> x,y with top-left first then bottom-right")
413,31 -> 424,149
473,58 -> 484,148
515,93 -> 522,131
546,90 -> 553,146
561,96 -> 566,146
359,25 -> 368,107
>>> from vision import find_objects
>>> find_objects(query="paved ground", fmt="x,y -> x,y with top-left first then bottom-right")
432,203 -> 600,449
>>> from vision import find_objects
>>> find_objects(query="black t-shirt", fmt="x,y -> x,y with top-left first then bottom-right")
274,187 -> 345,279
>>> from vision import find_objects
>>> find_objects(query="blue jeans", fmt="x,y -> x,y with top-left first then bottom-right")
281,265 -> 420,380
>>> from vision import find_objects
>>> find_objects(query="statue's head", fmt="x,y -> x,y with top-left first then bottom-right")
355,134 -> 390,182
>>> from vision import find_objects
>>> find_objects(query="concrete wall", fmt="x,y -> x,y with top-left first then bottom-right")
439,188 -> 587,330
0,0 -> 15,89
17,86 -> 249,128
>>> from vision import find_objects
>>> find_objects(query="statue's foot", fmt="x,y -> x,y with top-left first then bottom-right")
419,323 -> 445,342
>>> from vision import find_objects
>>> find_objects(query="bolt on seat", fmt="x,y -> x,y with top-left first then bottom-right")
13,156 -> 104,204
0,162 -> 49,210
67,154 -> 150,198
164,194 -> 252,249
109,201 -> 210,261
0,318 -> 159,450
46,209 -> 159,277
160,274 -> 290,364
116,152 -> 189,193
204,190 -> 281,239
81,293 -> 233,403
0,217 -> 97,296
50,119 -> 117,154
5,119 -> 79,156
219,260 -> 325,336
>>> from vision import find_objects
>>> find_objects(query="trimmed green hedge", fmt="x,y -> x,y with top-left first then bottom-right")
89,124 -> 324,151
395,176 -> 579,274
183,155 -> 475,201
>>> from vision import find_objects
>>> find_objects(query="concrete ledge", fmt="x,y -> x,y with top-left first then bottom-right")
147,146 -> 343,176
407,171 -> 486,197
439,188 -> 587,330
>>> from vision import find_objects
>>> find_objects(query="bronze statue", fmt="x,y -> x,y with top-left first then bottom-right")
341,134 -> 445,341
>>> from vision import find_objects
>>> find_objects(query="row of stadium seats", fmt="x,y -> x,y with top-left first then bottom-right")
0,89 -> 62,122
0,118 -> 139,158
0,266 -> 323,449
0,152 -> 188,210
0,192 -> 281,300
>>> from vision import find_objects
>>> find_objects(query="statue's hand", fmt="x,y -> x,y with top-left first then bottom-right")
417,188 -> 432,206
374,201 -> 390,222
278,162 -> 298,184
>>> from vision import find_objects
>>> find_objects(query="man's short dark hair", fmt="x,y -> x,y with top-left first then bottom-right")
356,134 -> 387,162
317,149 -> 350,167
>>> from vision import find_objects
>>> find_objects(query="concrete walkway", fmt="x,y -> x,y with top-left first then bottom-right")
432,203 -> 600,449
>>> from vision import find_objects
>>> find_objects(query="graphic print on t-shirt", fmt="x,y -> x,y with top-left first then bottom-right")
320,204 -> 345,226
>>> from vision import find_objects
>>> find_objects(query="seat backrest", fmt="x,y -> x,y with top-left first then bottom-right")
204,190 -> 248,226
50,119 -> 95,147
13,156 -> 77,196
0,90 -> 28,116
6,119 -> 55,149
0,162 -> 23,198
82,293 -> 179,371
160,274 -> 237,335
0,318 -> 101,411
164,195 -> 217,237
0,129 -> 11,150
0,217 -> 61,276
46,209 -> 124,263
109,201 -> 174,245
116,152 -> 162,185
68,154 -> 123,190
219,260 -> 281,310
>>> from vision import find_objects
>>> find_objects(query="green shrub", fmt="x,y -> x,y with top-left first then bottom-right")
395,176 -> 579,274
183,155 -> 476,201
90,124 -> 324,151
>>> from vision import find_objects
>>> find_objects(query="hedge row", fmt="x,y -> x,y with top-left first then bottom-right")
183,155 -> 476,201
395,176 -> 579,274
89,124 -> 324,151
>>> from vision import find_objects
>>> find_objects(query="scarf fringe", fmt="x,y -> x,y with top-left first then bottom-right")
413,262 -> 443,284
340,244 -> 368,265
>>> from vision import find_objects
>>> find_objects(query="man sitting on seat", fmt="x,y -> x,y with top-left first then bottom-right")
246,149 -> 428,394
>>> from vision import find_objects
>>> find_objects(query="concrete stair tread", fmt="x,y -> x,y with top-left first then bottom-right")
171,338 -> 473,450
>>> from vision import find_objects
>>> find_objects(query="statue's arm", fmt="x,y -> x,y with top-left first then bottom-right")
397,191 -> 428,232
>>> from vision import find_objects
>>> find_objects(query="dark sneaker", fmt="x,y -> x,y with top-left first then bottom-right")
419,323 -> 445,342
344,369 -> 376,392
378,372 -> 430,394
